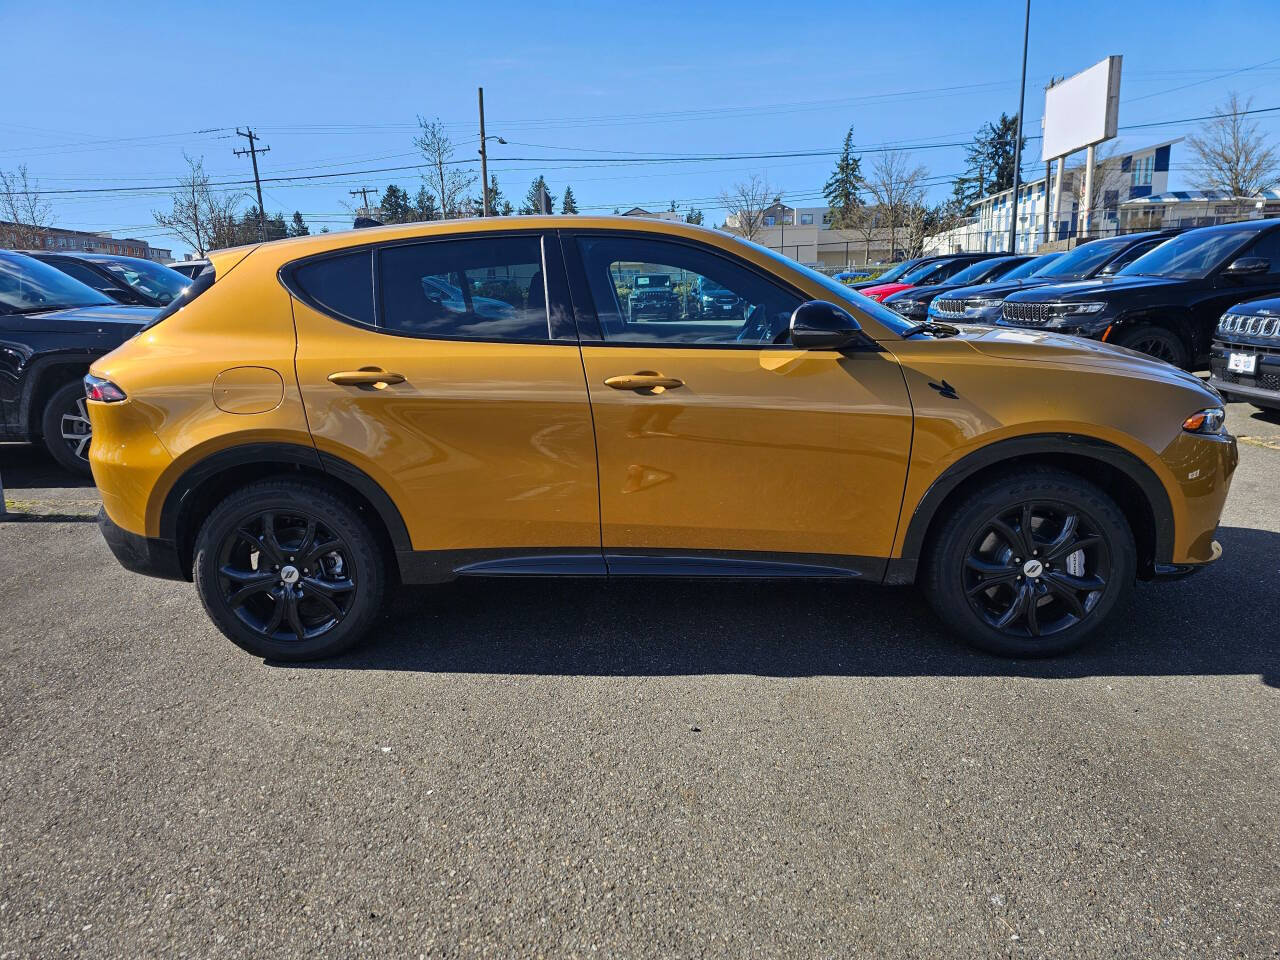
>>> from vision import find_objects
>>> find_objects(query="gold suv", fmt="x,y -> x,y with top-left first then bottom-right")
87,217 -> 1237,660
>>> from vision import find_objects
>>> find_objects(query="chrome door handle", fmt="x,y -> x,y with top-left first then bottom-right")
327,368 -> 406,389
603,372 -> 685,394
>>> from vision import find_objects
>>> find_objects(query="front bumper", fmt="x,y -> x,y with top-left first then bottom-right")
97,507 -> 186,581
1152,539 -> 1222,579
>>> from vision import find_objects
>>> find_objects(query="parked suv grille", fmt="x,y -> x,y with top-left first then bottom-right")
1001,301 -> 1051,323
933,299 -> 965,316
1218,312 -> 1280,338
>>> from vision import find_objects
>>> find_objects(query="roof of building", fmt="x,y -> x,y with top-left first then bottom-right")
1123,189 -> 1280,205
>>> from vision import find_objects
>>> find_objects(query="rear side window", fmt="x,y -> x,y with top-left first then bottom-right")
378,235 -> 549,341
292,250 -> 374,326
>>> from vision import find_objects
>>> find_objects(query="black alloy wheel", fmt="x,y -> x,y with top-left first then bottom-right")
962,501 -> 1109,639
194,481 -> 385,660
1113,324 -> 1188,368
924,468 -> 1135,657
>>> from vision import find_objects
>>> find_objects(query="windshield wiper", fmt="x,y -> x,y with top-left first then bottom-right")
0,304 -> 71,316
900,320 -> 961,339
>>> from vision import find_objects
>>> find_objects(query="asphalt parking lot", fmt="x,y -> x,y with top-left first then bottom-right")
1,400 -> 1278,959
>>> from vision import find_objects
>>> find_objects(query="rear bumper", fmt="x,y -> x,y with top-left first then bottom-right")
97,507 -> 186,581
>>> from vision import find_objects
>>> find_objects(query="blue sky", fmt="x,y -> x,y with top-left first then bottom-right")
2,0 -> 1278,257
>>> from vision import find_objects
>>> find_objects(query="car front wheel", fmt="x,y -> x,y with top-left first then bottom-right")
193,480 -> 386,661
923,468 -> 1136,657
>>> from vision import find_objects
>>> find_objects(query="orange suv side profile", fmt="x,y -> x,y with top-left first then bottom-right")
86,217 -> 1237,660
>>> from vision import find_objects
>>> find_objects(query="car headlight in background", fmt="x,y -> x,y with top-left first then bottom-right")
889,299 -> 928,318
1182,407 -> 1226,435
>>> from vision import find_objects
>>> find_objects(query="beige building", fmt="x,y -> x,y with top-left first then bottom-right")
731,202 -> 900,270
0,221 -> 172,262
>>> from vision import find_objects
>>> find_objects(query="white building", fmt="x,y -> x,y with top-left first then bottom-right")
1119,189 -> 1280,232
927,139 -> 1178,254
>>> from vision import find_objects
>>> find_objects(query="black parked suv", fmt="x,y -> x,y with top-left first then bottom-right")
627,273 -> 679,321
1210,297 -> 1280,411
881,254 -> 1038,321
25,251 -> 190,307
998,220 -> 1280,367
688,275 -> 746,319
0,250 -> 156,473
928,230 -> 1176,325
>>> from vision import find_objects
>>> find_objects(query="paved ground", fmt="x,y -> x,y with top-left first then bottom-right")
1,401 -> 1278,959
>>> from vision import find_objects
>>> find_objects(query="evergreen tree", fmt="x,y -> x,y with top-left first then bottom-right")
499,200 -> 514,216
287,211 -> 310,237
379,184 -> 413,223
266,211 -> 288,241
823,126 -> 866,228
953,113 -> 1026,208
520,176 -> 556,214
685,207 -> 704,225
561,185 -> 579,215
413,185 -> 439,221
481,174 -> 505,215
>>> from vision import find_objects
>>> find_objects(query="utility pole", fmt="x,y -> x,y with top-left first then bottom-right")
1008,0 -> 1031,254
349,186 -> 378,215
478,87 -> 490,217
234,127 -> 271,242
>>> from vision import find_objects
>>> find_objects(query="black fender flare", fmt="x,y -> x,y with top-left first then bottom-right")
897,432 -> 1175,564
157,442 -> 412,553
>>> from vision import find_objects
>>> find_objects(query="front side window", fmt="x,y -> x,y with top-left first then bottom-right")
576,235 -> 802,345
0,253 -> 113,314
1119,229 -> 1256,280
99,259 -> 189,304
380,235 -> 549,341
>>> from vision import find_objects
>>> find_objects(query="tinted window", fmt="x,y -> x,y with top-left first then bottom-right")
948,258 -> 1019,285
577,235 -> 802,345
1100,237 -> 1163,274
1037,238 -> 1130,279
99,259 -> 189,304
1118,229 -> 1257,279
1007,253 -> 1061,279
0,252 -> 112,314
872,259 -> 922,283
52,259 -> 114,293
293,250 -> 374,326
1240,230 -> 1280,275
380,236 -> 548,340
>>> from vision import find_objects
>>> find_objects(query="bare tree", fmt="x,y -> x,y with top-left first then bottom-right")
1065,142 -> 1123,238
865,150 -> 927,258
1187,92 -> 1280,214
414,118 -> 475,220
0,165 -> 53,248
152,154 -> 245,256
719,174 -> 774,242
851,204 -> 882,264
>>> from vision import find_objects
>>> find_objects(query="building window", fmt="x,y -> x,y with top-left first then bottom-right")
763,216 -> 775,227
800,213 -> 813,225
1132,155 -> 1153,187
821,212 -> 832,225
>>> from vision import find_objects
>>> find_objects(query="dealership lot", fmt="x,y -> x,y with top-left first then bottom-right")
1,402 -> 1277,958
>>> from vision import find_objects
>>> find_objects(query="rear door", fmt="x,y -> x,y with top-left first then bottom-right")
288,231 -> 602,575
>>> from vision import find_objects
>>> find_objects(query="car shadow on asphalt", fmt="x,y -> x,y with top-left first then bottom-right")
281,524 -> 1279,685
0,443 -> 95,490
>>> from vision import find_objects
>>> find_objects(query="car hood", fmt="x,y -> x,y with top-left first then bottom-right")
956,323 -> 1216,394
1003,274 -> 1181,303
861,282 -> 911,300
935,276 -> 1062,301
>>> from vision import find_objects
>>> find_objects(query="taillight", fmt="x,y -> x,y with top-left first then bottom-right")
84,374 -> 126,403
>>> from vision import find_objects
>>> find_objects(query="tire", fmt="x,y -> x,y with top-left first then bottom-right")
1111,324 -> 1189,368
41,380 -> 94,475
193,480 -> 386,661
923,468 -> 1136,658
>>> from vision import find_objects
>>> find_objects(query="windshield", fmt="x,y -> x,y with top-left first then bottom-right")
901,260 -> 949,284
0,252 -> 113,314
1036,238 -> 1130,279
99,258 -> 189,305
1004,253 -> 1061,280
873,259 -> 920,283
1118,229 -> 1253,279
734,236 -> 917,337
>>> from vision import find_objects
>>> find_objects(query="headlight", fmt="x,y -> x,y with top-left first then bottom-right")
889,299 -> 926,317
1182,407 -> 1226,435
1001,300 -> 1107,327
963,298 -> 1003,316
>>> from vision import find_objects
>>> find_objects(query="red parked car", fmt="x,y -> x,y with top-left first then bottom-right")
859,254 -> 1000,301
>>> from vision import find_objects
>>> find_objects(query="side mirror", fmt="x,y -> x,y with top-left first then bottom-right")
1224,256 -> 1269,276
789,300 -> 864,349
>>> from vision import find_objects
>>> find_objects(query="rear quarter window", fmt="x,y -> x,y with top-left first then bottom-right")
291,250 -> 375,326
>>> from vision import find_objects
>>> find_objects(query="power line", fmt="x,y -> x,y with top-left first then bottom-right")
233,127 -> 271,242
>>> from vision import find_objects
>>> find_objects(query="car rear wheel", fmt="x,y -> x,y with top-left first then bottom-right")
1112,324 -> 1189,368
923,468 -> 1135,658
41,380 -> 94,475
193,480 -> 385,661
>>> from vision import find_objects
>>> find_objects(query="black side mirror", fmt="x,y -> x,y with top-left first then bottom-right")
1224,256 -> 1269,276
789,300 -> 864,349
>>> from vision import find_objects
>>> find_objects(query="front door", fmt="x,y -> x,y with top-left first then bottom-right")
565,232 -> 914,576
289,232 -> 601,574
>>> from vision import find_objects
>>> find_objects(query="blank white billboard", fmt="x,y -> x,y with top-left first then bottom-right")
1041,56 -> 1122,162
